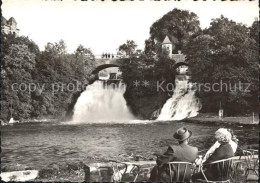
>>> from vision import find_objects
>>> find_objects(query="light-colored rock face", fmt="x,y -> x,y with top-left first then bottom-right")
1,170 -> 39,182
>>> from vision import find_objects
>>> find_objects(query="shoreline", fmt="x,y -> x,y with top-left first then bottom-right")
184,114 -> 258,126
1,155 -> 258,182
1,115 -> 258,126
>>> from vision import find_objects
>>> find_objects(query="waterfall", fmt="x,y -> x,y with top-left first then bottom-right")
157,76 -> 201,120
71,81 -> 135,123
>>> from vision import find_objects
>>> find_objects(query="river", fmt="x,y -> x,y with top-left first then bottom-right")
1,120 -> 258,171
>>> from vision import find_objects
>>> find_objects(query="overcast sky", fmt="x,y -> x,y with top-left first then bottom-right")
2,0 -> 258,55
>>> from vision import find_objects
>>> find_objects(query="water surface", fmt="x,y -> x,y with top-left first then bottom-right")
1,120 -> 258,170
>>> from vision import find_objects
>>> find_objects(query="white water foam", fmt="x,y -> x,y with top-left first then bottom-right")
157,76 -> 201,121
71,81 -> 135,123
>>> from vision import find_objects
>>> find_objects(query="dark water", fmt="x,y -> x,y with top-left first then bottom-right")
1,120 -> 258,170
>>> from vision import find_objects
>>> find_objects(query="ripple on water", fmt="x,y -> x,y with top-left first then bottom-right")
1,120 -> 258,170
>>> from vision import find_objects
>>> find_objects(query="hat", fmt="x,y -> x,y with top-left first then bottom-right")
173,127 -> 192,141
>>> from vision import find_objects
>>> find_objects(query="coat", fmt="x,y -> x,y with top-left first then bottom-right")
149,143 -> 198,182
202,140 -> 237,162
192,142 -> 234,181
203,142 -> 234,180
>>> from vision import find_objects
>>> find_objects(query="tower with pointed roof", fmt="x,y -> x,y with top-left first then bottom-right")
161,35 -> 172,57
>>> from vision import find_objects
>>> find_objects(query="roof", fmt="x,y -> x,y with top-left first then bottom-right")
172,54 -> 186,63
8,17 -> 17,24
1,16 -> 7,25
162,35 -> 172,44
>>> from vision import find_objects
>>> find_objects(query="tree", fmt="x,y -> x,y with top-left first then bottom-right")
1,33 -> 98,121
1,33 -> 40,56
119,48 -> 176,119
45,39 -> 67,55
145,8 -> 201,55
249,20 -> 259,44
74,45 -> 96,78
184,16 -> 258,115
144,38 -> 160,57
118,40 -> 138,57
1,44 -> 36,120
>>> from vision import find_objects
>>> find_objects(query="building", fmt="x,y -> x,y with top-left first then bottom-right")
1,16 -> 19,36
161,35 -> 186,63
161,35 -> 173,57
162,35 -> 188,74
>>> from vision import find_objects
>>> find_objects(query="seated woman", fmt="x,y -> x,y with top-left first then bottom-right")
202,128 -> 238,163
192,128 -> 234,181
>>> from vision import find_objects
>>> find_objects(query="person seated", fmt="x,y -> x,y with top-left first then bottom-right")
192,128 -> 234,181
228,128 -> 239,144
202,128 -> 238,163
149,127 -> 198,182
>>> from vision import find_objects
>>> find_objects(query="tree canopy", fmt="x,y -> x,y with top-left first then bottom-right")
118,40 -> 138,57
183,16 -> 258,114
145,8 -> 201,55
1,34 -> 96,121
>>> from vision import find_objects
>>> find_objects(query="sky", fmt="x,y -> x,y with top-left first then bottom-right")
2,0 -> 259,55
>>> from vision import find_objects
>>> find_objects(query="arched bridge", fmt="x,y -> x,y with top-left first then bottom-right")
91,58 -> 121,74
171,53 -> 187,68
91,53 -> 188,74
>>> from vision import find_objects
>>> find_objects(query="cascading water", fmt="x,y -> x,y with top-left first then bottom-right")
71,80 -> 135,123
157,76 -> 201,120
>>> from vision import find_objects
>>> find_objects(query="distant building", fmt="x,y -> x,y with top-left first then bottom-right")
161,36 -> 186,64
1,16 -> 19,36
162,35 -> 173,57
162,35 -> 188,75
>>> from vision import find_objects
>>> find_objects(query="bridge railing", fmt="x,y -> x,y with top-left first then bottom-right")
94,54 -> 125,59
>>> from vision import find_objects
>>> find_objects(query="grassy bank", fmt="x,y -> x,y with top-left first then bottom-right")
185,113 -> 258,125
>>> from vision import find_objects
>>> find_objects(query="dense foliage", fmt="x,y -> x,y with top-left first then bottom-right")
145,8 -> 201,56
119,53 -> 176,119
118,40 -> 138,57
183,17 -> 258,115
126,12 -> 258,117
1,33 -> 95,121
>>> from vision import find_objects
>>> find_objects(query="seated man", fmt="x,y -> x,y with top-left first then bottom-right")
192,128 -> 234,181
149,127 -> 198,182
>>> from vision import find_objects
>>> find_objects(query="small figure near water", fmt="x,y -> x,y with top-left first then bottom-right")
1,119 -> 6,126
219,108 -> 224,121
9,117 -> 15,124
149,127 -> 198,182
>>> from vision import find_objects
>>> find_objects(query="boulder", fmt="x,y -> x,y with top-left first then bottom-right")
1,170 -> 39,182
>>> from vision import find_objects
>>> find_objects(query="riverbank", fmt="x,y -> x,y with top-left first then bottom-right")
1,155 -> 258,182
184,113 -> 258,125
